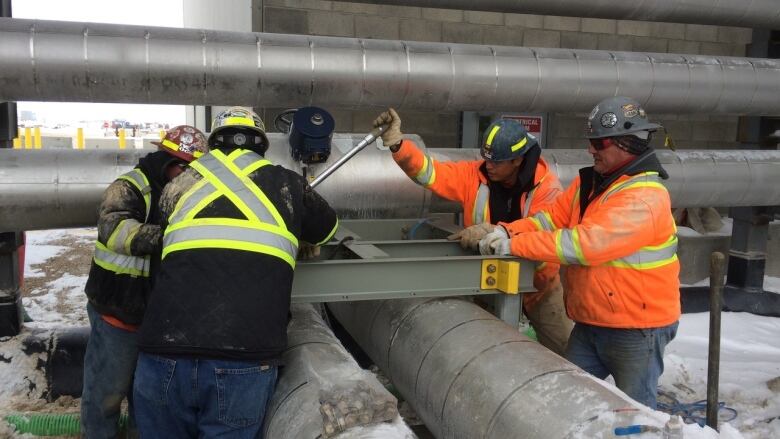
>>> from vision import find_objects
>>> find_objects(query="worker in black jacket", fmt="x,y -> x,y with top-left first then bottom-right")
133,107 -> 339,438
82,126 -> 209,438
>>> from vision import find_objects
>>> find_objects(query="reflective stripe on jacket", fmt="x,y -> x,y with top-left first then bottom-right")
502,171 -> 680,328
92,168 -> 152,278
391,139 -> 563,309
163,149 -> 299,268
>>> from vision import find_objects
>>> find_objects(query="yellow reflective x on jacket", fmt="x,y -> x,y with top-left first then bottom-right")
163,149 -> 299,268
92,169 -> 152,278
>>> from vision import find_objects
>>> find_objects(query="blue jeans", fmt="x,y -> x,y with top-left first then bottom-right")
565,321 -> 678,409
81,303 -> 139,438
133,353 -> 277,439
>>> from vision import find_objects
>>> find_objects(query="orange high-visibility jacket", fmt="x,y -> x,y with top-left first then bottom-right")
502,172 -> 680,328
392,139 -> 563,309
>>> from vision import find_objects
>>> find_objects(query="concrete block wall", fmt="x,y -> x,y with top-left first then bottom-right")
258,0 -> 752,150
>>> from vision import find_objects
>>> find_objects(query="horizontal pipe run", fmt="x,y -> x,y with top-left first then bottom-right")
328,298 -> 661,438
336,0 -> 780,29
1,18 -> 780,114
1,138 -> 780,232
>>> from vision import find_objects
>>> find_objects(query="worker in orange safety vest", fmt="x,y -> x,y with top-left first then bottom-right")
373,109 -> 573,356
479,96 -> 680,409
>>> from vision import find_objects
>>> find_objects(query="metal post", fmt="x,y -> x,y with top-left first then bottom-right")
726,206 -> 770,293
707,252 -> 725,430
494,294 -> 522,328
0,0 -> 23,337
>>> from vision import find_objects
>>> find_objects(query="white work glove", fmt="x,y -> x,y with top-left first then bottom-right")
372,108 -> 404,150
447,223 -> 496,250
297,242 -> 320,261
479,227 -> 511,256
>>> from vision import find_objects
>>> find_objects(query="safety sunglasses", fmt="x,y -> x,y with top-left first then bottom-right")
588,138 -> 613,151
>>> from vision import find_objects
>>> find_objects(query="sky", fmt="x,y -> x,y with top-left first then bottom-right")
11,0 -> 187,126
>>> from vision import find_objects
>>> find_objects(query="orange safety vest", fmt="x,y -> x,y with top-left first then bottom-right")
502,172 -> 680,328
392,139 -> 563,309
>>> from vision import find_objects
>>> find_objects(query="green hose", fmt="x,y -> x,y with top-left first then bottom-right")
524,325 -> 538,341
4,412 -> 128,437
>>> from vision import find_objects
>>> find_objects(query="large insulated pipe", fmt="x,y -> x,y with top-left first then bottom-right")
263,304 -> 414,438
2,143 -> 780,232
337,0 -> 780,29
328,298 -> 663,438
2,18 -> 780,115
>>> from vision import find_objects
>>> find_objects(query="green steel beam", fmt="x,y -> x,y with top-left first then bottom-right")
291,240 -> 536,303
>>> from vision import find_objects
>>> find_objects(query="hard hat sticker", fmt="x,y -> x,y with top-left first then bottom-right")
622,104 -> 639,118
601,112 -> 618,128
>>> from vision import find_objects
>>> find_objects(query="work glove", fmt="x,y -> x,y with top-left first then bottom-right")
479,226 -> 511,256
297,241 -> 321,261
372,108 -> 404,149
447,223 -> 496,251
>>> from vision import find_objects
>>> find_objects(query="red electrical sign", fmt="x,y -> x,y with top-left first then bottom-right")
501,115 -> 543,140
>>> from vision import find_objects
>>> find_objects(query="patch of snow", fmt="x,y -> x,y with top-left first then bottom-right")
661,312 -> 780,439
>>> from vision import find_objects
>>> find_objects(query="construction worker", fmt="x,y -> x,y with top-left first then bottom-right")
82,125 -> 209,438
373,109 -> 573,356
479,96 -> 680,409
132,107 -> 338,438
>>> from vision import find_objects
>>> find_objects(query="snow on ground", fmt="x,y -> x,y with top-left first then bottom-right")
1,228 -> 780,438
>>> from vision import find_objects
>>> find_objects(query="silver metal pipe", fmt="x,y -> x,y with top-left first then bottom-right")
263,303 -> 414,438
336,0 -> 780,29
2,139 -> 780,232
328,298 -> 658,438
2,18 -> 780,115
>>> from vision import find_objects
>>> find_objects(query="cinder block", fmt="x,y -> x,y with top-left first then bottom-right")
561,31 -> 598,50
597,34 -> 633,52
668,40 -> 700,55
767,223 -> 780,277
283,0 -> 332,10
692,121 -> 725,142
699,42 -> 733,56
723,121 -> 739,142
421,7 -> 463,23
685,24 -> 719,42
662,120 -> 693,141
400,18 -> 442,42
505,13 -> 544,29
332,1 -> 380,15
356,15 -> 399,40
523,29 -> 561,48
650,22 -> 686,40
482,27 -> 524,47
307,10 -> 354,37
436,113 -> 459,133
377,5 -> 421,19
265,7 -> 309,34
442,22 -> 484,45
581,18 -> 616,35
616,20 -> 653,37
731,44 -> 747,57
553,116 -> 587,138
264,0 -> 286,6
465,11 -> 503,26
717,27 -> 753,44
543,16 -> 580,32
632,36 -> 668,53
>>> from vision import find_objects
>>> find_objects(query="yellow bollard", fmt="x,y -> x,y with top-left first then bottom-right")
13,137 -> 21,148
76,127 -> 85,149
34,127 -> 42,149
24,127 -> 32,149
118,128 -> 126,149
